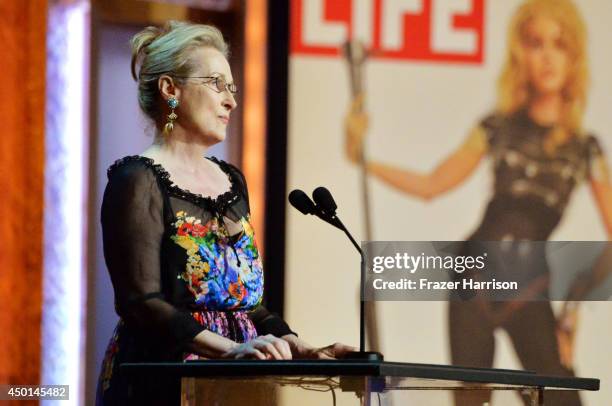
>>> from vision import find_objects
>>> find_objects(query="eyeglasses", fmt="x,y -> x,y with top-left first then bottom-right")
175,75 -> 238,95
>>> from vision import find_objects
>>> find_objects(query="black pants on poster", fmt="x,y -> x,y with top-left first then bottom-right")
449,300 -> 582,406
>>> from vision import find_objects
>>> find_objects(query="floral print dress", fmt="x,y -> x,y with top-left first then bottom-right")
96,156 -> 293,406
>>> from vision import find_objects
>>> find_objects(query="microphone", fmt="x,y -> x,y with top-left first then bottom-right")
288,189 -> 317,215
288,186 -> 383,361
289,188 -> 342,229
312,186 -> 337,216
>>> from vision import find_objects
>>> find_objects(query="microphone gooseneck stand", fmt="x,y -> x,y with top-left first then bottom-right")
289,188 -> 383,361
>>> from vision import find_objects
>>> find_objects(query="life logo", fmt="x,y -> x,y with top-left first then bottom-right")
290,0 -> 484,63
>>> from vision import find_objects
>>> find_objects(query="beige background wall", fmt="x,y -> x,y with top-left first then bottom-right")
284,1 -> 612,404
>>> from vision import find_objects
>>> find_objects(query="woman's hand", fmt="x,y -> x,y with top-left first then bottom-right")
344,94 -> 369,164
281,334 -> 357,360
303,342 -> 357,360
556,302 -> 579,370
223,334 -> 293,360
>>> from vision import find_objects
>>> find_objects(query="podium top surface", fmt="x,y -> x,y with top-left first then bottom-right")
121,360 -> 599,391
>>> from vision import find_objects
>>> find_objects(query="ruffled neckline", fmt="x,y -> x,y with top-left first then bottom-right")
108,155 -> 241,212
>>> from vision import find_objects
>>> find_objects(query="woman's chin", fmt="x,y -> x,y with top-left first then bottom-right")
532,80 -> 565,96
213,132 -> 227,143
199,131 -> 226,145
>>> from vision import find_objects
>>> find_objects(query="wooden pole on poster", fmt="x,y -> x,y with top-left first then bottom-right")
342,40 -> 380,354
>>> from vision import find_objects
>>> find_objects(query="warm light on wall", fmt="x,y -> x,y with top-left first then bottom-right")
243,0 -> 268,256
42,1 -> 90,404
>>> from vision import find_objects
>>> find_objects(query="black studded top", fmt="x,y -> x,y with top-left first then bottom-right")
469,109 -> 604,241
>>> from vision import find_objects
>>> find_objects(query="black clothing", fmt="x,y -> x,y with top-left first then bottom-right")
96,156 -> 294,405
450,111 -> 603,406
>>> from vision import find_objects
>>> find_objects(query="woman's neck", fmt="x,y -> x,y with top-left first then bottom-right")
528,92 -> 563,126
148,127 -> 215,171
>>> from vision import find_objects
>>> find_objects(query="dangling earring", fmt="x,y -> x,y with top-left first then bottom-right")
164,97 -> 179,135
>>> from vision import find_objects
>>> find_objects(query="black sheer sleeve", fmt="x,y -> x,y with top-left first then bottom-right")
223,160 -> 297,337
586,134 -> 608,183
101,160 -> 205,352
248,305 -> 296,337
480,112 -> 504,149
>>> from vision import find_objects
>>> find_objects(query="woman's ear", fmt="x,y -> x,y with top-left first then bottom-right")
159,74 -> 181,102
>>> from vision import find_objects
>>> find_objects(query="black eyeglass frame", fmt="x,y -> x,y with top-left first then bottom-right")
173,75 -> 238,95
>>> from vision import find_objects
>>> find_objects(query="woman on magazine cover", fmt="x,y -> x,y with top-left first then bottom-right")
345,0 -> 612,404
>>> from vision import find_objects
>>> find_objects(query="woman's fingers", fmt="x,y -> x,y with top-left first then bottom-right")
231,347 -> 267,360
345,120 -> 363,162
556,308 -> 578,369
310,342 -> 358,360
248,348 -> 268,360
263,334 -> 292,359
344,104 -> 369,164
323,342 -> 354,358
254,337 -> 283,360
330,342 -> 357,358
252,335 -> 292,360
345,112 -> 369,140
350,93 -> 365,113
556,328 -> 575,369
318,347 -> 337,360
227,339 -> 355,361
269,335 -> 292,359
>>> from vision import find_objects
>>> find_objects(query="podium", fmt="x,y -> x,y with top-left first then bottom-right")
121,360 -> 599,405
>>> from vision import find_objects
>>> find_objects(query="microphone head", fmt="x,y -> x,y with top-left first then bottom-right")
288,189 -> 317,215
312,186 -> 337,215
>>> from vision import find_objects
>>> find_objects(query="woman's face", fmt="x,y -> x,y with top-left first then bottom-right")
522,16 -> 569,96
176,47 -> 237,144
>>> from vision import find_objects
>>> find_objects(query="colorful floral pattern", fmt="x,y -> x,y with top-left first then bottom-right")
183,310 -> 258,361
171,211 -> 263,310
97,321 -> 122,395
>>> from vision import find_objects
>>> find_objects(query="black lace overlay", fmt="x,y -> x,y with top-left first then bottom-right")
101,155 -> 294,357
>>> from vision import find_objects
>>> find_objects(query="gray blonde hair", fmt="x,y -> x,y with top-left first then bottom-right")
130,21 -> 229,123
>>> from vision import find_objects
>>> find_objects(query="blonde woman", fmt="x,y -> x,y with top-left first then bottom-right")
346,0 -> 611,405
97,21 -> 353,405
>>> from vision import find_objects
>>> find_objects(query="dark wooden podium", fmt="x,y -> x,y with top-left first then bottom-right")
122,360 -> 599,405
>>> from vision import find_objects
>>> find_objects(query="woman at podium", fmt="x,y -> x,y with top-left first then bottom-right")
96,21 -> 353,405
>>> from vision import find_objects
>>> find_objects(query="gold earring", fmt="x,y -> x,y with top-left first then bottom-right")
164,97 -> 179,135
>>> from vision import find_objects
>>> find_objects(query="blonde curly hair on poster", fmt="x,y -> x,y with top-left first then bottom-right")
497,0 -> 588,152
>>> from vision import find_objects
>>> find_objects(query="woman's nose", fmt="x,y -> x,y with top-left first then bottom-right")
542,42 -> 556,60
223,92 -> 237,111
